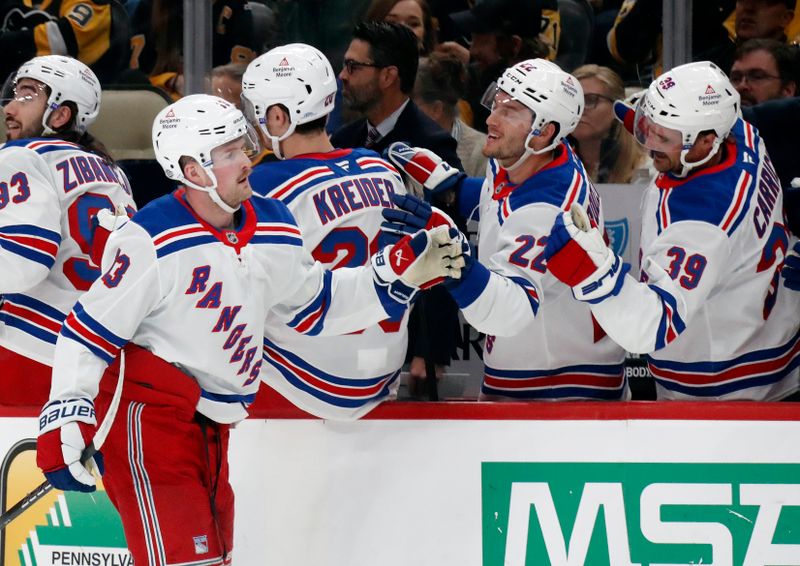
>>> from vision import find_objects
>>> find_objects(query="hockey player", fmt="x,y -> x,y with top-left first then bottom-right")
385,59 -> 628,400
545,61 -> 800,401
0,55 -> 135,405
242,43 -> 421,419
35,94 -> 463,565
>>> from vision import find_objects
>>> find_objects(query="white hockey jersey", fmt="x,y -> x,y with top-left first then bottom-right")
451,142 -> 627,400
49,189 -> 401,423
0,138 -> 135,365
590,118 -> 800,400
250,148 -> 409,420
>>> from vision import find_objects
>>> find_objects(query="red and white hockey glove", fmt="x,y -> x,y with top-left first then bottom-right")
372,225 -> 466,303
544,203 -> 629,303
37,398 -> 104,493
90,205 -> 130,267
383,142 -> 464,197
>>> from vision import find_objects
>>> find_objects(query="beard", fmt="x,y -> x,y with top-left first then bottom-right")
342,83 -> 380,115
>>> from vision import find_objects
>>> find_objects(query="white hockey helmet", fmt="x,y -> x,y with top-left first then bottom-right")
152,94 -> 259,213
483,58 -> 583,169
633,61 -> 740,176
241,43 -> 336,159
14,55 -> 101,135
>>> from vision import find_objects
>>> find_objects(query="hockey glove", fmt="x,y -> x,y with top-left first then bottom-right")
372,225 -> 465,303
380,192 -> 459,247
383,142 -> 465,197
544,203 -> 628,303
90,205 -> 130,267
37,398 -> 104,492
782,241 -> 800,291
613,90 -> 644,136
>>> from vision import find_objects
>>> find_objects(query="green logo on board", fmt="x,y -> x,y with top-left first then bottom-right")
482,463 -> 800,565
19,491 -> 130,565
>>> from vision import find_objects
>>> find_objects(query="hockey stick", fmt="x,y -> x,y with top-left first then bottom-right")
0,349 -> 126,530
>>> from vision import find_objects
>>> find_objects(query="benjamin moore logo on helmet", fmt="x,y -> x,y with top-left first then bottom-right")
273,57 -> 296,78
78,67 -> 97,86
560,76 -> 578,98
698,84 -> 721,107
159,108 -> 180,129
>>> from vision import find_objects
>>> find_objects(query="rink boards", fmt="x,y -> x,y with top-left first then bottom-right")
1,402 -> 800,565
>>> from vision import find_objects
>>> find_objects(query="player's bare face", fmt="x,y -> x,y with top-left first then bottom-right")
339,40 -> 382,113
211,137 -> 253,207
3,78 -> 47,141
483,91 -> 534,166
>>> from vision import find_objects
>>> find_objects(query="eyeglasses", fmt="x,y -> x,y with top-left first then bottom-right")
584,93 -> 613,109
729,70 -> 782,85
342,58 -> 384,74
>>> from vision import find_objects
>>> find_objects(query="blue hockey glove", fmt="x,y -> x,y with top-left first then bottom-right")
782,242 -> 800,291
380,192 -> 459,247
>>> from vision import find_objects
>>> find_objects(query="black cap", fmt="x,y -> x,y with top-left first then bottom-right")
449,0 -> 543,38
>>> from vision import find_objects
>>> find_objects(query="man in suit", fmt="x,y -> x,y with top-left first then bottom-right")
333,20 -> 463,170
333,20 -> 464,397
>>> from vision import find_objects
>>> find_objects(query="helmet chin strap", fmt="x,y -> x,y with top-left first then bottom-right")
675,137 -> 724,178
41,104 -> 58,136
265,122 -> 297,161
182,169 -> 240,214
504,130 -> 559,172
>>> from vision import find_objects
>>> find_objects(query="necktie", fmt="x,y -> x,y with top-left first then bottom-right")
365,126 -> 380,148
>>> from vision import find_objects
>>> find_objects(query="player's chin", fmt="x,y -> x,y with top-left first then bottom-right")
5,124 -> 20,139
650,153 -> 672,172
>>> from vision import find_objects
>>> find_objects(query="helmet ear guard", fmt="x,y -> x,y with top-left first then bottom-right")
240,43 -> 337,160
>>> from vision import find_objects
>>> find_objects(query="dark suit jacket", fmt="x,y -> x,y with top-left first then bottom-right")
332,99 -> 466,373
331,99 -> 464,170
743,97 -> 800,235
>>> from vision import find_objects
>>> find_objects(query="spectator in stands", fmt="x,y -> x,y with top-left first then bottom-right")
555,0 -> 595,72
441,0 -> 551,131
414,53 -> 488,177
731,38 -> 798,107
607,0 -> 733,76
0,0 -> 131,85
127,0 -> 257,100
701,0 -> 796,78
570,64 -> 649,183
333,21 -> 465,395
736,0 -> 795,42
210,63 -> 246,109
365,0 -> 438,55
